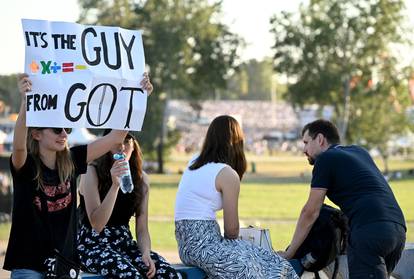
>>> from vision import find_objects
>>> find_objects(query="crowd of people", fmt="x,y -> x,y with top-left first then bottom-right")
168,100 -> 302,155
0,171 -> 11,222
1,74 -> 407,279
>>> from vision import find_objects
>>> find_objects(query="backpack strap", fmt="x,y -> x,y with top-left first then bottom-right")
39,191 -> 55,254
331,257 -> 339,279
67,179 -> 78,260
38,180 -> 78,261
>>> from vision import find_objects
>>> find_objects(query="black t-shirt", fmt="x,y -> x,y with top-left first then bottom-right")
311,144 -> 406,230
3,145 -> 87,272
79,165 -> 138,228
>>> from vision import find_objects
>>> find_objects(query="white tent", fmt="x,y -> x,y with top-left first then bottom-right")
389,132 -> 414,150
4,131 -> 14,144
0,130 -> 7,144
68,128 -> 97,146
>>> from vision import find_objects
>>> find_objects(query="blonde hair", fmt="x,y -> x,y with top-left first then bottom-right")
27,128 -> 74,189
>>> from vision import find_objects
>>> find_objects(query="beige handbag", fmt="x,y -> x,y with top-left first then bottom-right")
238,226 -> 273,251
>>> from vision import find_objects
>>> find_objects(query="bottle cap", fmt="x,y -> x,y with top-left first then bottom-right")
113,153 -> 125,160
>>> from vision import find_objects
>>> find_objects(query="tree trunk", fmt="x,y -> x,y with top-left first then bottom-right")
380,152 -> 389,175
157,99 -> 168,174
157,141 -> 164,174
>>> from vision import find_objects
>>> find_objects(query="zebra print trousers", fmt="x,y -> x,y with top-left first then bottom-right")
175,220 -> 299,279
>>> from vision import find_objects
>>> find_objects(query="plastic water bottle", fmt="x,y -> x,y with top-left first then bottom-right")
113,153 -> 134,193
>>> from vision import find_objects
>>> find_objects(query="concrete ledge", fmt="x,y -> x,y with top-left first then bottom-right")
81,266 -> 207,279
173,264 -> 206,279
80,273 -> 105,278
391,243 -> 414,279
79,243 -> 413,279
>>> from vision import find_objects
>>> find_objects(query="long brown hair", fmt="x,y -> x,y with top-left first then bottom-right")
27,128 -> 74,190
190,115 -> 247,179
94,135 -> 145,214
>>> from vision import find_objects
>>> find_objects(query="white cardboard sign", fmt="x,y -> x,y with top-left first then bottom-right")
22,19 -> 147,131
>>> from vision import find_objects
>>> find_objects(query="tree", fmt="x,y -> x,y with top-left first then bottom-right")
346,63 -> 413,173
225,58 -> 275,100
0,74 -> 20,112
78,0 -> 242,172
270,0 -> 413,170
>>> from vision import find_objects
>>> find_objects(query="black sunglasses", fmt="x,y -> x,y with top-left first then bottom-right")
37,127 -> 72,135
52,128 -> 72,135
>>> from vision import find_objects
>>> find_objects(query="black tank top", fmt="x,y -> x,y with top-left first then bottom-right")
79,177 -> 138,227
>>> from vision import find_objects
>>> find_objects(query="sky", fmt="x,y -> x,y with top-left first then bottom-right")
0,0 -> 413,75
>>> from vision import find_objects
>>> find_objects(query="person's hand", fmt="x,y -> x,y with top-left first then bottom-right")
140,72 -> 153,96
142,252 -> 156,278
17,73 -> 32,100
110,159 -> 127,187
277,249 -> 294,260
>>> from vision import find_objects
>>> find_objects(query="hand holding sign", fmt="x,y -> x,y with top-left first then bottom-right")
140,72 -> 153,96
18,74 -> 32,96
22,19 -> 148,131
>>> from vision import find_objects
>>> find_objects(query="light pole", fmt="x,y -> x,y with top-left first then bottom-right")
157,92 -> 168,173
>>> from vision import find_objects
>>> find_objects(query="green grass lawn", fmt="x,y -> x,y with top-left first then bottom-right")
145,174 -> 414,251
148,175 -> 413,221
0,223 -> 10,240
0,155 -> 413,253
166,153 -> 414,176
147,220 -> 414,252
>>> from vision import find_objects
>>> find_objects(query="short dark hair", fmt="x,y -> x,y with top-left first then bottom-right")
302,119 -> 340,144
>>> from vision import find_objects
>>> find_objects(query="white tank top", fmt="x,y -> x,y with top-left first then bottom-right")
175,160 -> 227,221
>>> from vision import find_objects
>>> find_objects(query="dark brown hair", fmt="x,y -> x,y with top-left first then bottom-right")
302,119 -> 340,145
94,133 -> 145,215
190,115 -> 247,179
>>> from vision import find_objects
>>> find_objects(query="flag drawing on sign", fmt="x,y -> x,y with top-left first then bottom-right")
51,62 -> 61,73
62,63 -> 74,72
75,65 -> 87,70
30,61 -> 39,74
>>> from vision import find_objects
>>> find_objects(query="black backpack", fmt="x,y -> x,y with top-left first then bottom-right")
292,204 -> 348,278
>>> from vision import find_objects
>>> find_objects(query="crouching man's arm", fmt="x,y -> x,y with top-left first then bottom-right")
278,188 -> 327,259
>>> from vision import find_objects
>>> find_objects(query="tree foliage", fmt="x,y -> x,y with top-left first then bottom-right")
78,0 -> 242,171
225,58 -> 277,100
0,75 -> 20,112
270,0 -> 413,167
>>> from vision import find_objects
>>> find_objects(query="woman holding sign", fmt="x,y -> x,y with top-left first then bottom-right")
174,115 -> 299,278
4,73 -> 153,279
77,129 -> 179,279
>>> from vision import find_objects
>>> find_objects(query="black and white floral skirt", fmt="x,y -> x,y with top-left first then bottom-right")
78,224 -> 179,279
175,220 -> 299,279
